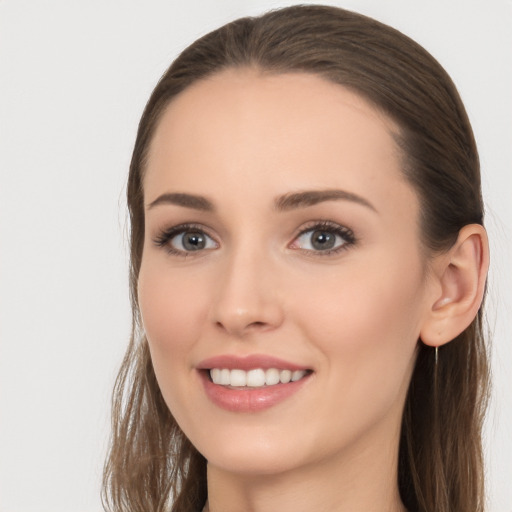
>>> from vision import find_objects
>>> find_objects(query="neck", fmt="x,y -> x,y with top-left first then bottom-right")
205,427 -> 407,512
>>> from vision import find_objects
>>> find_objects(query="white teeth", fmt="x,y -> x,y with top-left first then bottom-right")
219,368 -> 230,385
247,369 -> 266,387
230,369 -> 247,387
209,367 -> 309,387
279,369 -> 292,384
265,368 -> 280,386
291,370 -> 307,382
211,368 -> 221,384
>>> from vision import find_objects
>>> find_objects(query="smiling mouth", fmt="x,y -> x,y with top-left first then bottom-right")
208,368 -> 312,388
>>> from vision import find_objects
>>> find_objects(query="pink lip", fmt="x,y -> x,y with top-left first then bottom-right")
196,354 -> 312,413
197,354 -> 310,371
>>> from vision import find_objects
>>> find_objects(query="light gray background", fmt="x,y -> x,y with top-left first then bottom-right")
0,1 -> 510,511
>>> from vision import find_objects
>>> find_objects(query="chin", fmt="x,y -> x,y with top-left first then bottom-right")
194,426 -> 311,476
206,449 -> 303,477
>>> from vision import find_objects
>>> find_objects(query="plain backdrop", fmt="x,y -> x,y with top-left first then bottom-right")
0,1 -> 511,511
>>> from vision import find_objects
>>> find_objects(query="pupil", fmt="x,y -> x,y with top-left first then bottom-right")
312,231 -> 335,250
183,232 -> 205,251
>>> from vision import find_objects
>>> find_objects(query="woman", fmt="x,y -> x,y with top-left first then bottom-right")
102,5 -> 490,512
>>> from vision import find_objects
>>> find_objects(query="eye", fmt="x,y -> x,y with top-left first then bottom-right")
172,230 -> 216,252
153,224 -> 218,255
290,222 -> 355,254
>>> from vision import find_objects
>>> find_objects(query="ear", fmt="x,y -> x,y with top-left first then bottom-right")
420,224 -> 489,347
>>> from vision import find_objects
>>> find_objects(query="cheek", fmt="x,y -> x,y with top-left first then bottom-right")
137,257 -> 216,427
311,274 -> 421,349
293,257 -> 425,401
137,257 -> 212,385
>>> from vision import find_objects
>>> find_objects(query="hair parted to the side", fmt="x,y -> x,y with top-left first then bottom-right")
102,5 -> 490,512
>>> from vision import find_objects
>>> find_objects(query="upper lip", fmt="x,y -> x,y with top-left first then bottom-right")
196,354 -> 311,372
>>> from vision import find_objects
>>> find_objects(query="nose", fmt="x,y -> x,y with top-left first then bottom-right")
210,248 -> 284,338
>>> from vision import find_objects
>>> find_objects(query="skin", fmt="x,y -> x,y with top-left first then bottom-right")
138,69 -> 444,512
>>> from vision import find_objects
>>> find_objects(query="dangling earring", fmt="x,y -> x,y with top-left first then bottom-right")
435,345 -> 439,366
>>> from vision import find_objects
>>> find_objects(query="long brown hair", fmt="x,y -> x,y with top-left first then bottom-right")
102,6 -> 490,512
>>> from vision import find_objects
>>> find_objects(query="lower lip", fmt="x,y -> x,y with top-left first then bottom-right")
199,371 -> 311,412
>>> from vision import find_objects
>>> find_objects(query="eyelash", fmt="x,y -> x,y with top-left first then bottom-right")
152,221 -> 356,257
291,221 -> 356,256
153,223 -> 218,256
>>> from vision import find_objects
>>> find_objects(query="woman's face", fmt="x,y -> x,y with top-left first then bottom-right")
138,70 -> 438,476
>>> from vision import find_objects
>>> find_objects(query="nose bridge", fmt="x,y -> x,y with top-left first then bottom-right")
211,238 -> 283,336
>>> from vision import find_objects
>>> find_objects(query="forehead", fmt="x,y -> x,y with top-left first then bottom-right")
148,69 -> 400,163
144,69 -> 414,218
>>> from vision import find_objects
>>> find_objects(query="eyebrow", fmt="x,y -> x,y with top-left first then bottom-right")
274,189 -> 377,213
147,192 -> 214,211
146,188 -> 377,214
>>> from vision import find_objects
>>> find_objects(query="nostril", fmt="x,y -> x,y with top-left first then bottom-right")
214,320 -> 268,331
249,321 -> 266,328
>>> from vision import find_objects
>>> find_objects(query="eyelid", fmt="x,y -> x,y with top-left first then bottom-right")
289,220 -> 356,255
152,220 -> 356,257
153,223 -> 219,256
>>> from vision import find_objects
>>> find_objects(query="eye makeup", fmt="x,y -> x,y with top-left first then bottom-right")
152,219 -> 356,258
289,220 -> 356,256
152,223 -> 219,256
